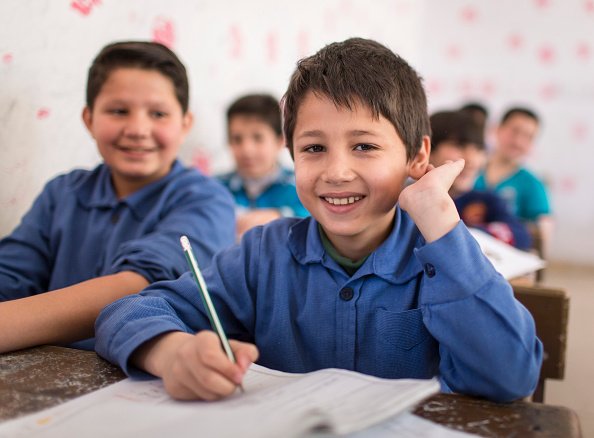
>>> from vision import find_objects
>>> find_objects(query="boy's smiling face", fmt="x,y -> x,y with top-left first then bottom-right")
293,91 -> 425,260
83,67 -> 192,198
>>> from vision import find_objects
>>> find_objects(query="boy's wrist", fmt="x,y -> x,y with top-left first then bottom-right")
132,331 -> 190,377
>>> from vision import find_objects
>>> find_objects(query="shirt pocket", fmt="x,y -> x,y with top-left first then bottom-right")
374,307 -> 438,378
376,307 -> 429,349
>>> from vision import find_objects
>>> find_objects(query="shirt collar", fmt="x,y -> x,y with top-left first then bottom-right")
77,160 -> 185,220
288,208 -> 424,284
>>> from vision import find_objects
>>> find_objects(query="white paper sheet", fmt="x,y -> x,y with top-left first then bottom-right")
0,364 -> 440,438
468,227 -> 546,279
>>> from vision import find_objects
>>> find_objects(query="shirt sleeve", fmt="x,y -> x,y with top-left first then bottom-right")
0,179 -> 59,300
414,222 -> 543,402
95,229 -> 262,376
107,177 -> 237,284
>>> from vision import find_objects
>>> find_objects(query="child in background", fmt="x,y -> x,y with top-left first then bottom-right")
0,41 -> 236,353
429,110 -> 532,250
218,94 -> 308,238
474,107 -> 553,255
96,38 -> 542,403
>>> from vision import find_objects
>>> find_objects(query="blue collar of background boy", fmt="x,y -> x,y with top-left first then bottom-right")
75,160 -> 184,220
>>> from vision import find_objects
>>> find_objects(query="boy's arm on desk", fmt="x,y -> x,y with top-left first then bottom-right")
0,271 -> 148,353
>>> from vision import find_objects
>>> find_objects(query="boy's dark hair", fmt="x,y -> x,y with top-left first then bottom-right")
430,110 -> 485,152
460,102 -> 489,119
226,94 -> 282,137
282,37 -> 430,161
86,41 -> 189,112
500,107 -> 539,125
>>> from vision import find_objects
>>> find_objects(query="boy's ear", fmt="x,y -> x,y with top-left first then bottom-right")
181,111 -> 194,136
82,107 -> 93,135
408,135 -> 431,180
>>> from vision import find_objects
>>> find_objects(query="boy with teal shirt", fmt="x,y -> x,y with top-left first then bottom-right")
96,38 -> 542,403
0,42 -> 235,352
217,94 -> 308,239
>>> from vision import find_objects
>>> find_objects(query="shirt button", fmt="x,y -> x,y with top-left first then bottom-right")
339,287 -> 354,301
424,263 -> 436,278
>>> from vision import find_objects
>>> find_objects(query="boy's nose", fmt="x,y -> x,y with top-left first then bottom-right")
322,153 -> 356,184
123,113 -> 150,138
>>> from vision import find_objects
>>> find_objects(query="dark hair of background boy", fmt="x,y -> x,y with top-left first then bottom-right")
501,107 -> 539,125
86,41 -> 189,112
282,37 -> 430,161
430,110 -> 485,152
226,94 -> 282,136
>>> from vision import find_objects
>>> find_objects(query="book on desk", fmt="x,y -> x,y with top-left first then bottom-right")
0,364 -> 442,438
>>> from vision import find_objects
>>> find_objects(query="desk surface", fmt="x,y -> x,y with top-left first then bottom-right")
0,346 -> 582,437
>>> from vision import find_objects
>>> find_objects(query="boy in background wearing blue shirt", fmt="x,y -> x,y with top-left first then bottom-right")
96,38 -> 542,403
0,42 -> 236,353
429,110 -> 532,250
218,94 -> 308,239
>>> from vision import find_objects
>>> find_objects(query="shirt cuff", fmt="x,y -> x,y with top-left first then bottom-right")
414,221 -> 500,305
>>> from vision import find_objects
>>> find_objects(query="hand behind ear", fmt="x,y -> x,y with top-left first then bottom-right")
399,159 -> 465,242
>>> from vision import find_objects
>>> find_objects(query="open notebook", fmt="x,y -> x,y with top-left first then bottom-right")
0,364 -> 439,438
468,227 -> 546,280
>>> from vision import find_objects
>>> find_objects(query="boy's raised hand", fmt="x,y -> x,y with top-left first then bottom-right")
399,159 -> 465,243
134,330 -> 258,401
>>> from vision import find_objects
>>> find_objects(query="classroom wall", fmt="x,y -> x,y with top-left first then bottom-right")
1,0 -> 593,266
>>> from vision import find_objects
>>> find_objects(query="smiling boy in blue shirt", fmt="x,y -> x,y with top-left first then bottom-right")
96,38 -> 542,403
0,42 -> 235,353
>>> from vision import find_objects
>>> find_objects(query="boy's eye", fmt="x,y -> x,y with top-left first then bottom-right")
353,143 -> 376,151
151,111 -> 167,118
303,144 -> 325,153
108,108 -> 128,116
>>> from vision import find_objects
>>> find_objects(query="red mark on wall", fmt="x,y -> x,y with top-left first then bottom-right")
585,0 -> 594,13
572,121 -> 588,142
2,53 -> 13,64
70,0 -> 101,16
192,149 -> 211,175
558,176 -> 577,194
539,82 -> 558,100
229,25 -> 242,59
481,80 -> 495,97
426,78 -> 442,96
266,32 -> 278,64
577,42 -> 591,60
460,5 -> 477,22
152,17 -> 175,49
36,108 -> 50,120
534,0 -> 550,8
506,33 -> 524,50
537,44 -> 555,64
297,31 -> 309,59
446,44 -> 462,60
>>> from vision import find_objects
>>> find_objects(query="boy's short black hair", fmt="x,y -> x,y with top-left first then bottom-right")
430,110 -> 485,152
282,37 -> 430,161
226,94 -> 282,137
460,102 -> 489,119
86,41 -> 189,112
500,107 -> 539,125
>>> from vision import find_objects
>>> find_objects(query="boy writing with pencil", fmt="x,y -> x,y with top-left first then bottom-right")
96,38 -> 542,402
0,41 -> 235,353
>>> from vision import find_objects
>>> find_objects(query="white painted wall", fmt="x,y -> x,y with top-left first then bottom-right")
1,0 -> 592,265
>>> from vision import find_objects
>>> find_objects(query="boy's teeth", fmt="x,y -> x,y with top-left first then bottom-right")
324,196 -> 361,205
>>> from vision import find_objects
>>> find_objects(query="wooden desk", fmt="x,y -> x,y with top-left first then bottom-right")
0,346 -> 582,437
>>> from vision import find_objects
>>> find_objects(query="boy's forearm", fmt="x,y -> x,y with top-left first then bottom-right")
0,271 -> 148,353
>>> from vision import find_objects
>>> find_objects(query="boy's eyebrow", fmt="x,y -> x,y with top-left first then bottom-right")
296,129 -> 379,139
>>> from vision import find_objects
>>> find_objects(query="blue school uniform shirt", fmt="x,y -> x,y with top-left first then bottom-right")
218,167 -> 308,217
96,209 -> 542,402
474,168 -> 551,222
0,161 -> 236,347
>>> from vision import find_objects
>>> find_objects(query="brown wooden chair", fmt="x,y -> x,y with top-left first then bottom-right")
512,284 -> 569,403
